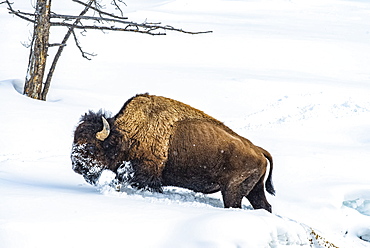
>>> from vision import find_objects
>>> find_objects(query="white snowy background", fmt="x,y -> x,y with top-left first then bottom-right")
1,0 -> 370,247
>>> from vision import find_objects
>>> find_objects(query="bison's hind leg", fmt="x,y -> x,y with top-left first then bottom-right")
221,171 -> 260,209
221,171 -> 272,211
245,175 -> 272,213
221,184 -> 244,209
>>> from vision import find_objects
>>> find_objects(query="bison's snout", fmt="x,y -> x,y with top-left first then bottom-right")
72,160 -> 103,185
71,143 -> 105,185
72,161 -> 83,175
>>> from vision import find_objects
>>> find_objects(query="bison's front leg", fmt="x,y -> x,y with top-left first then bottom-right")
129,159 -> 164,193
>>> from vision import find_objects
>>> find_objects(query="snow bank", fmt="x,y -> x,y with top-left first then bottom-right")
96,171 -> 310,248
162,210 -> 309,248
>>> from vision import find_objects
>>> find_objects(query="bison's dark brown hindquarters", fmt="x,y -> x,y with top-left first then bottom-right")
164,118 -> 273,212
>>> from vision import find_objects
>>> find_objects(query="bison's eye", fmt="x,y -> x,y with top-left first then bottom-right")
103,142 -> 110,150
86,144 -> 96,154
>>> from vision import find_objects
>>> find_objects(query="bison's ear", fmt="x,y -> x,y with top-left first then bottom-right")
96,117 -> 110,141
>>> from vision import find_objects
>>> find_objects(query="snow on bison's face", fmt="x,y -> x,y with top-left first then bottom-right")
71,111 -> 111,185
71,143 -> 106,185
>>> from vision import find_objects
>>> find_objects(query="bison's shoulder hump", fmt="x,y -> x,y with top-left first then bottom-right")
115,93 -> 150,117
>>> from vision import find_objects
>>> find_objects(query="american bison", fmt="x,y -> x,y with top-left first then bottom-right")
71,94 -> 275,212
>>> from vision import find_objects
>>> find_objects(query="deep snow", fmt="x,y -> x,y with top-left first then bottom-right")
1,0 -> 370,247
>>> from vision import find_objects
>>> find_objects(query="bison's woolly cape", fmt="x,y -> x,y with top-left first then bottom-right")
113,94 -> 226,179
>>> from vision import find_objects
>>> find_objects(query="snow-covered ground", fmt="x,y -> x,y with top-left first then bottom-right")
1,0 -> 370,247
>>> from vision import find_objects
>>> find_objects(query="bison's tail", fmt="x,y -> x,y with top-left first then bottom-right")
258,146 -> 275,196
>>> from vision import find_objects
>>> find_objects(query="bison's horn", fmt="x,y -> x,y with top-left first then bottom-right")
96,117 -> 110,141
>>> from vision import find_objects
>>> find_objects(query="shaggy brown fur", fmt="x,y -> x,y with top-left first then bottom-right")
113,94 -> 228,189
71,94 -> 275,211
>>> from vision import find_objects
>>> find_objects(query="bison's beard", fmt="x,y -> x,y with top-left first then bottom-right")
71,143 -> 106,185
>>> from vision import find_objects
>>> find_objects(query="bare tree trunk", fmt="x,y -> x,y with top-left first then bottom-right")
24,0 -> 51,100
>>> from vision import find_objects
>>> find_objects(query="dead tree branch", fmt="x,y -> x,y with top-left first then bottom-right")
73,0 -> 128,20
71,29 -> 97,60
2,1 -> 36,23
42,0 -> 95,100
4,0 -> 212,37
111,0 -> 126,17
49,21 -> 211,35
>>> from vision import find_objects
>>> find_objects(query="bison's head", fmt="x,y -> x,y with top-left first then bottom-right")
71,110 -> 112,185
